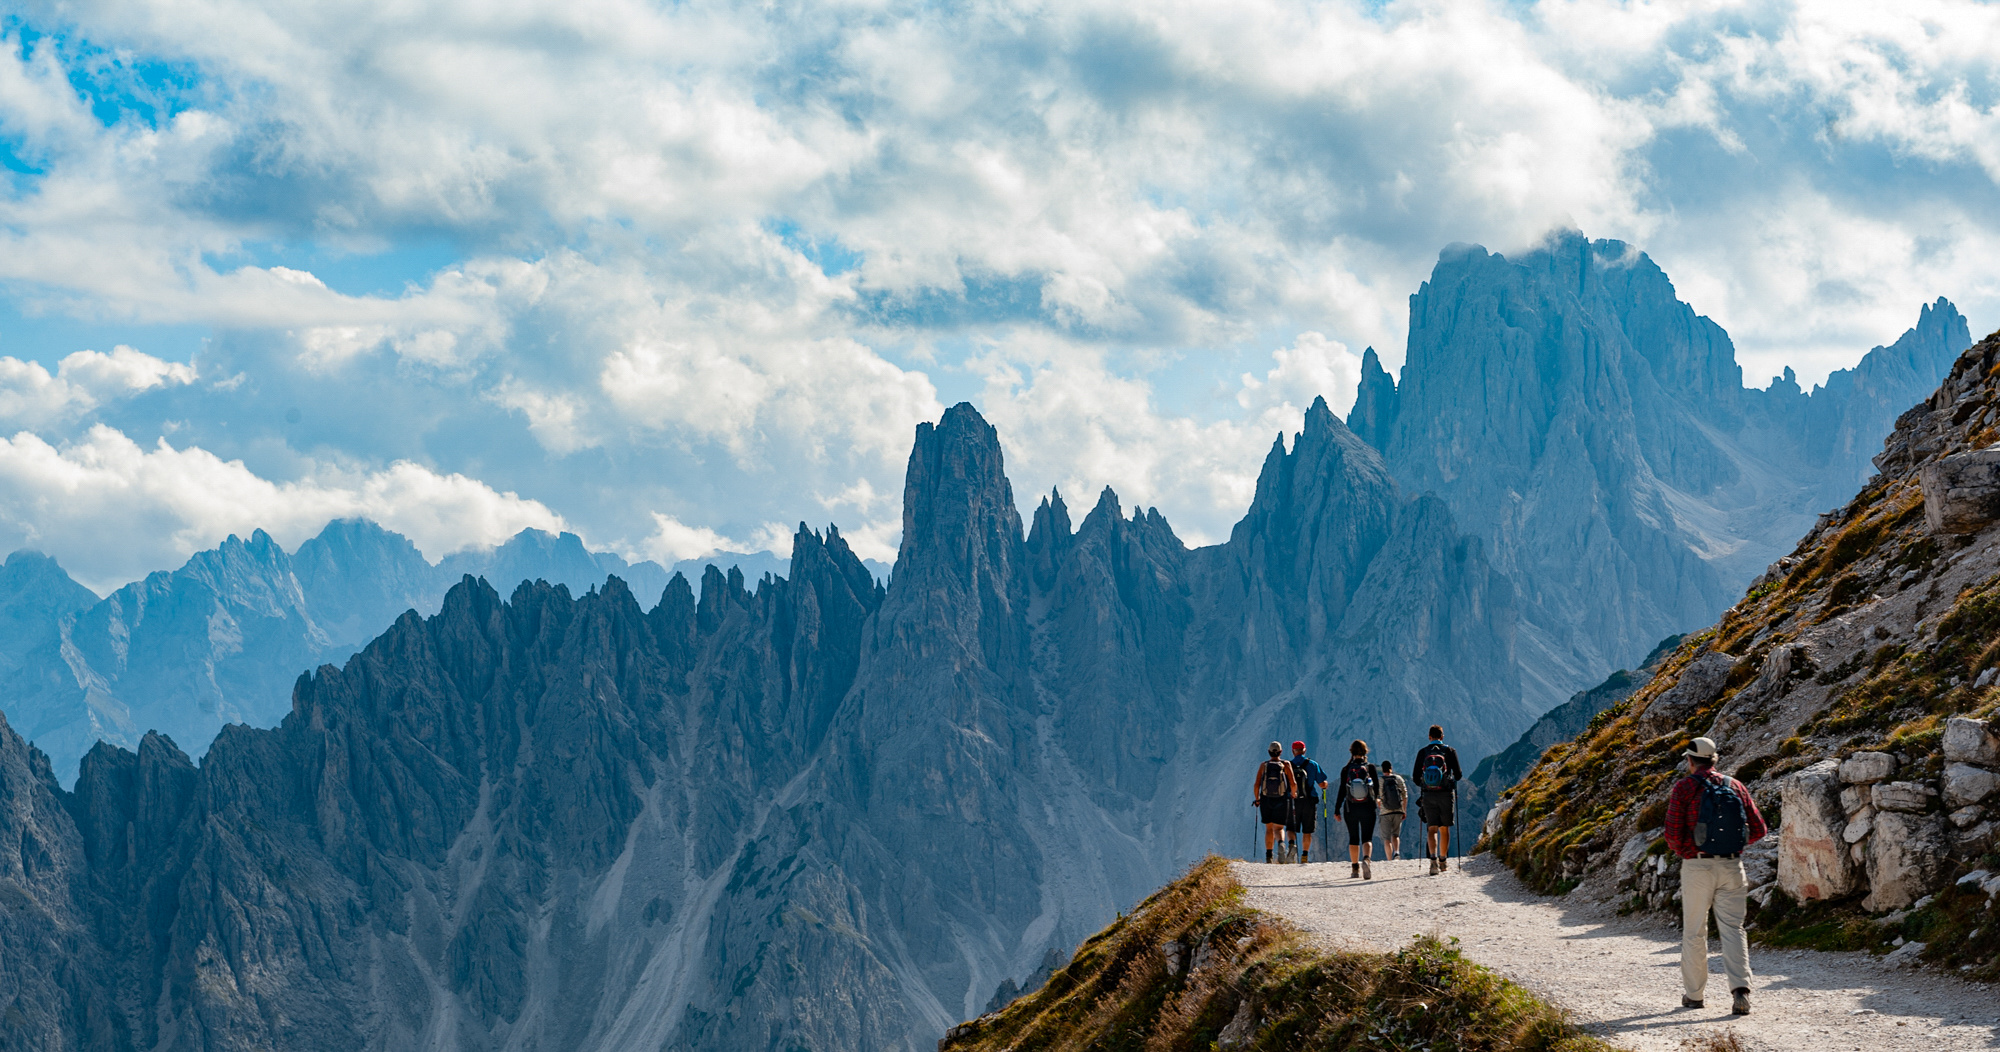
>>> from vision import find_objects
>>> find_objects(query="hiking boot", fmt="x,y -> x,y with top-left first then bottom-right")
1350,863 -> 1360,878
1362,860 -> 1372,880
1681,996 -> 1702,1009
1731,989 -> 1750,1015
1266,849 -> 1274,863
1428,857 -> 1440,876
1299,850 -> 1308,864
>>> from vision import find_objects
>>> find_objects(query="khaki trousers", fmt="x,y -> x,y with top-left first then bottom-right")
1679,856 -> 1751,1000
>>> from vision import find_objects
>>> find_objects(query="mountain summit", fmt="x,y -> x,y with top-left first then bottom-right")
1361,233 -> 1969,702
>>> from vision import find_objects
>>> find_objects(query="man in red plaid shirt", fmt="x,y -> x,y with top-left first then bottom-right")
1665,736 -> 1767,1015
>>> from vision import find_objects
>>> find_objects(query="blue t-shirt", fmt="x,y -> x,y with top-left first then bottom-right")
1289,756 -> 1328,801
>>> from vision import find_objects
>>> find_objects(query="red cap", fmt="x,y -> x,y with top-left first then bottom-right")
1291,740 -> 1305,751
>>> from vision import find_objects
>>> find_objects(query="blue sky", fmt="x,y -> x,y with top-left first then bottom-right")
0,0 -> 1996,593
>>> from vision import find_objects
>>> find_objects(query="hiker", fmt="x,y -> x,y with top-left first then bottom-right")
1413,725 -> 1462,875
1287,741 -> 1329,863
1332,740 -> 1380,879
1252,741 -> 1298,863
1378,760 -> 1408,861
1666,736 -> 1767,1016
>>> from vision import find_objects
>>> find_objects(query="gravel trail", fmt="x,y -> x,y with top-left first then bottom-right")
1236,854 -> 2000,1051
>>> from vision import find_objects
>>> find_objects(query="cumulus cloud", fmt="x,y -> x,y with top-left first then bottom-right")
0,424 -> 565,592
0,346 -> 195,428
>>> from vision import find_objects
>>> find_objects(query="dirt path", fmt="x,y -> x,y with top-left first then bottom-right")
1236,855 -> 2000,1051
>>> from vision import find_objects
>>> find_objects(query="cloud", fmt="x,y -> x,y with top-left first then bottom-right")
0,345 -> 195,427
0,0 -> 1995,587
0,424 -> 564,592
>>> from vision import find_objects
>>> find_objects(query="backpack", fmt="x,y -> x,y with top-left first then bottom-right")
1291,758 -> 1320,801
1261,760 -> 1289,798
1694,775 -> 1748,855
1419,747 -> 1450,791
1380,774 -> 1406,811
1344,763 -> 1374,803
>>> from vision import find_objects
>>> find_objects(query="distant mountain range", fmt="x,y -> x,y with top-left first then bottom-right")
0,233 -> 1973,1050
0,524 -> 852,784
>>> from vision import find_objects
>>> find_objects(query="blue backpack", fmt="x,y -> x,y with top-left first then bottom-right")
1694,776 -> 1748,855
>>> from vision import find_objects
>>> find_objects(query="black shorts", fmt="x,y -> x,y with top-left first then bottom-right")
1343,803 -> 1376,846
1419,791 -> 1455,828
1259,797 -> 1292,825
1289,799 -> 1318,834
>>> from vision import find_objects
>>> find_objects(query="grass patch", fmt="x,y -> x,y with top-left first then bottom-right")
942,856 -> 1614,1052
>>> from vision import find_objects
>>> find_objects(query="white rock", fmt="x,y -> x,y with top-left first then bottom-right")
1615,829 -> 1661,883
1217,998 -> 1259,1048
1840,785 -> 1869,815
1864,811 -> 1952,912
1943,717 -> 2000,766
1924,447 -> 2000,533
1843,809 -> 1875,844
1842,751 -> 1898,784
1943,763 -> 1998,809
1883,940 -> 1927,968
1955,868 -> 1991,887
1951,806 -> 1987,829
1979,668 -> 1998,690
1780,760 -> 1857,901
1872,781 -> 1936,813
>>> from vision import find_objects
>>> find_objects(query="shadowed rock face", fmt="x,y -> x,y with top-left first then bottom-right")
1364,234 -> 1968,705
0,400 -> 1525,1051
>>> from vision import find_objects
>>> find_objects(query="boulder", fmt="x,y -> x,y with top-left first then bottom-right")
1639,651 -> 1735,737
1615,829 -> 1661,884
1841,751 -> 1897,784
1922,447 -> 2000,534
1956,821 -> 1999,858
1871,781 -> 1935,813
1943,717 -> 2000,766
1840,785 -> 1868,815
1742,836 -> 1778,890
1950,806 -> 1986,830
1943,763 -> 1998,809
1843,808 -> 1874,844
1864,812 -> 1951,912
1779,761 -> 1856,901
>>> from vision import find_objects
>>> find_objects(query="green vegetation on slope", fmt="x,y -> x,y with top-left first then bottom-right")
939,857 -> 1612,1052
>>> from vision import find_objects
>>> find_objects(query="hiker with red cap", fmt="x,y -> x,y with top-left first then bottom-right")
1285,741 -> 1329,863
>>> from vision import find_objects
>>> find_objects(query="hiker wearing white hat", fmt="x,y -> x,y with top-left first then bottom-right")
1664,736 -> 1768,1016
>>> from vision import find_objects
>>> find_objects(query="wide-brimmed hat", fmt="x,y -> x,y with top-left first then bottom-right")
1683,736 -> 1719,760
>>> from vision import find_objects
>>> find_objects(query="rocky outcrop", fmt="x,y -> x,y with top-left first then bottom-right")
1920,448 -> 2000,534
1379,237 -> 1967,704
1495,322 -> 2000,934
1779,760 -> 1856,901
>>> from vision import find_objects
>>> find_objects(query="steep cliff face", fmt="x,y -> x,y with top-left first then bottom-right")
0,521 -> 770,785
1373,234 -> 1969,704
0,400 -> 1527,1052
1490,327 -> 2000,976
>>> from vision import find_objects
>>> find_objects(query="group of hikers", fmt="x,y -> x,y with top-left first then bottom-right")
1255,728 -> 1769,1017
1252,725 -> 1462,877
